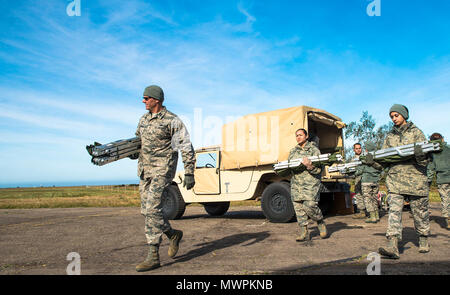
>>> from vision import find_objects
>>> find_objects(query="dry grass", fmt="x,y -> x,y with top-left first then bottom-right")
349,182 -> 442,203
0,186 -> 140,209
0,186 -> 261,209
0,182 -> 441,210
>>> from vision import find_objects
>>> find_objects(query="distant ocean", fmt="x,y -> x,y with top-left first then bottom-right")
0,179 -> 139,188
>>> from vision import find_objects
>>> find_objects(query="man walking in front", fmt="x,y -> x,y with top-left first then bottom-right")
134,85 -> 196,272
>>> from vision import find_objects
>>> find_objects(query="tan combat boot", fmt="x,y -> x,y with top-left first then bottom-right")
378,236 -> 400,259
295,226 -> 310,242
418,236 -> 430,253
136,245 -> 160,272
167,229 -> 183,258
365,211 -> 377,223
352,210 -> 366,219
375,210 -> 380,221
317,220 -> 328,239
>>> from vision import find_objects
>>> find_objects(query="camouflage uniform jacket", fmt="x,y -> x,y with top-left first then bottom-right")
352,155 -> 363,185
289,141 -> 322,201
354,156 -> 382,184
135,107 -> 195,180
427,142 -> 450,185
382,121 -> 429,196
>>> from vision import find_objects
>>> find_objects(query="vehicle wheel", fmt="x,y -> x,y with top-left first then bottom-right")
162,185 -> 186,220
261,182 -> 295,223
204,202 -> 230,216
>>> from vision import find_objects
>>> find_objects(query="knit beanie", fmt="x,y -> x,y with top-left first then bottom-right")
143,85 -> 164,102
389,104 -> 409,120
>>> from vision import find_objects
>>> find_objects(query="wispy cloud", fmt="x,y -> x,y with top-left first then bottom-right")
0,0 -> 449,185
235,2 -> 256,32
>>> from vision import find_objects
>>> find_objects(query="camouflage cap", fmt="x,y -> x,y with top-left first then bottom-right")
389,104 -> 409,120
143,85 -> 164,102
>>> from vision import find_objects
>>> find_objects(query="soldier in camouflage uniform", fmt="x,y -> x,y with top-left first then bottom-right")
134,85 -> 196,272
358,142 -> 383,223
377,104 -> 430,259
289,128 -> 328,241
427,133 -> 450,229
351,143 -> 367,219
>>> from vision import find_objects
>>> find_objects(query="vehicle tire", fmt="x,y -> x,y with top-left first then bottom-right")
162,185 -> 186,220
204,202 -> 230,216
261,182 -> 295,223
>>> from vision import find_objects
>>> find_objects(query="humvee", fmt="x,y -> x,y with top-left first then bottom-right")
162,106 -> 351,223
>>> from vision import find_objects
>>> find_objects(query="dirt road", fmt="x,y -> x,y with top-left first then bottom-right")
0,203 -> 449,275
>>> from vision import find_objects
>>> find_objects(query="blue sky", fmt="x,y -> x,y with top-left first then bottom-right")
0,0 -> 449,187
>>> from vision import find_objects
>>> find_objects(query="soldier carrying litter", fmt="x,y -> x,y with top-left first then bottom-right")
351,143 -> 366,220
133,85 -> 196,272
427,133 -> 450,229
288,128 -> 328,241
358,141 -> 383,223
376,104 -> 431,259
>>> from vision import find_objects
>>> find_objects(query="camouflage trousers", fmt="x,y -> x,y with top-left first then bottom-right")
293,199 -> 324,226
386,193 -> 430,240
438,183 -> 450,218
361,183 -> 379,213
354,181 -> 365,210
139,175 -> 172,246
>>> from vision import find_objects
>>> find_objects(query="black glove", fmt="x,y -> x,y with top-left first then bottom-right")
86,142 -> 102,156
128,153 -> 140,160
361,153 -> 374,166
291,164 -> 308,174
414,144 -> 425,158
183,174 -> 195,190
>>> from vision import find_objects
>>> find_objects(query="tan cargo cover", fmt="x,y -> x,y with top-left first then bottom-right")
221,105 -> 345,170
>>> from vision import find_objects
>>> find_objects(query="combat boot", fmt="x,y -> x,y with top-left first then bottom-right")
166,229 -> 183,258
317,220 -> 328,239
378,236 -> 400,259
365,211 -> 377,223
136,245 -> 160,272
295,226 -> 310,242
352,210 -> 366,219
418,236 -> 430,253
375,210 -> 380,221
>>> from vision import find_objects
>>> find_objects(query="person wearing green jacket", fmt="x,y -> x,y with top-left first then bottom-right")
351,143 -> 367,219
427,133 -> 450,229
358,142 -> 383,223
